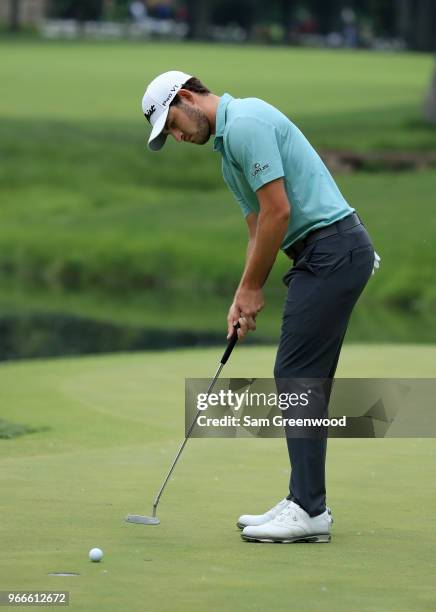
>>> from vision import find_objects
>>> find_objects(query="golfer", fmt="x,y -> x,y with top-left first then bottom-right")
142,71 -> 379,543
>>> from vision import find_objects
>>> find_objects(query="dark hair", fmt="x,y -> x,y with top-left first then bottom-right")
171,77 -> 210,106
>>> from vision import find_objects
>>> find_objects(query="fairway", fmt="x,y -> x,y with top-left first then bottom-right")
0,42 -> 432,123
1,41 -> 436,348
1,345 -> 436,611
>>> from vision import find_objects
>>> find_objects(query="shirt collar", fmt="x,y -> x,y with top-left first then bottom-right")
213,93 -> 234,152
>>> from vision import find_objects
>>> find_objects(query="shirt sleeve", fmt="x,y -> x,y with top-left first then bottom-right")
227,116 -> 285,192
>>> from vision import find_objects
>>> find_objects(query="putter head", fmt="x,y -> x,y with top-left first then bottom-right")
125,514 -> 160,525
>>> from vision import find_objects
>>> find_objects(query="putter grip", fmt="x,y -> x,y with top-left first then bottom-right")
220,322 -> 241,365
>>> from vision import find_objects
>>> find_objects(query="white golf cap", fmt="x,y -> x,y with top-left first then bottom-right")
142,70 -> 192,151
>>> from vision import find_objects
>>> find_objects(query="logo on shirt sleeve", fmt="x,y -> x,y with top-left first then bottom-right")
252,162 -> 270,177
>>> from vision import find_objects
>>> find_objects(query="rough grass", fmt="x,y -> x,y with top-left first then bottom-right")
1,41 -> 435,341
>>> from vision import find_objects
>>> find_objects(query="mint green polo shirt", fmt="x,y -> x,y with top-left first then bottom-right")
213,93 -> 354,249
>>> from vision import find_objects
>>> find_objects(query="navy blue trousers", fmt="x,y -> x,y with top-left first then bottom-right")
274,222 -> 374,516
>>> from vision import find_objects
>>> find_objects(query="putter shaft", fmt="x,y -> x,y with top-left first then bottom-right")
127,323 -> 240,525
151,362 -> 224,513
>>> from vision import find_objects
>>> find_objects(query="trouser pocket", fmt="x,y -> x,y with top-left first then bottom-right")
349,243 -> 374,262
347,243 -> 374,295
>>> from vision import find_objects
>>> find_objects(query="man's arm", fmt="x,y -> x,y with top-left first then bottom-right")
227,178 -> 290,339
244,211 -> 258,261
240,178 -> 290,289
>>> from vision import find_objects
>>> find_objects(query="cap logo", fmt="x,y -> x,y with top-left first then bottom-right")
144,104 -> 156,122
162,84 -> 180,107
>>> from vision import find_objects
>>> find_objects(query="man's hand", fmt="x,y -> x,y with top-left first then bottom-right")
227,287 -> 265,340
225,178 -> 289,341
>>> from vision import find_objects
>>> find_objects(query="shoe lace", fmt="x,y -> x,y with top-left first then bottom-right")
275,504 -> 298,523
271,498 -> 289,513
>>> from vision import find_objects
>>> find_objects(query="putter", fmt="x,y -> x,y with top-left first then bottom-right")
125,322 -> 241,526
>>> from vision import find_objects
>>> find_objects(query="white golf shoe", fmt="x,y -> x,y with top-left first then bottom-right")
236,498 -> 290,530
241,501 -> 333,543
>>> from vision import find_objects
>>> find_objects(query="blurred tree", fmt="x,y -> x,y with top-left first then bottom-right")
369,0 -> 395,36
309,0 -> 340,34
392,0 -> 436,51
49,0 -> 104,21
414,0 -> 436,52
185,0 -> 213,39
417,1 -> 436,126
45,0 -> 436,48
424,62 -> 436,124
9,0 -> 21,31
394,0 -> 412,44
104,0 -> 131,20
281,0 -> 294,41
212,0 -> 260,37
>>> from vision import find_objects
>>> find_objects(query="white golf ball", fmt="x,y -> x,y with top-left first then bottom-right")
89,547 -> 103,562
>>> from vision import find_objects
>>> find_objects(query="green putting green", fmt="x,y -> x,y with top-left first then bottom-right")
1,344 -> 435,611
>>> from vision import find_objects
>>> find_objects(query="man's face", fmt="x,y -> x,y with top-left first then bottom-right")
163,100 -> 211,145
